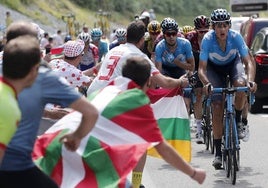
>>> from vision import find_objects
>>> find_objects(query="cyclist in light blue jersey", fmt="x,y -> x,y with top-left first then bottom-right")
91,28 -> 108,62
198,8 -> 257,170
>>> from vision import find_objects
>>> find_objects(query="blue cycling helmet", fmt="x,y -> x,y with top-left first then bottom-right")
211,8 -> 231,24
90,28 -> 102,41
161,17 -> 178,33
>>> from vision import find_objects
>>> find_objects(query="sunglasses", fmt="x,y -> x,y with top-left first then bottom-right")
150,31 -> 160,35
165,32 -> 177,37
197,30 -> 209,34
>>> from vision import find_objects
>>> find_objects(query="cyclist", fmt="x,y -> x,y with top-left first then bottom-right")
198,8 -> 257,169
78,32 -> 99,71
109,28 -> 127,50
155,17 -> 195,113
90,28 -> 108,62
143,20 -> 161,61
185,15 -> 210,144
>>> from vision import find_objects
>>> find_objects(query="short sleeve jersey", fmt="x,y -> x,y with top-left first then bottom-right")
87,43 -> 160,95
80,43 -> 99,66
50,59 -> 91,87
200,29 -> 249,66
0,78 -> 20,150
155,37 -> 193,78
98,40 -> 109,62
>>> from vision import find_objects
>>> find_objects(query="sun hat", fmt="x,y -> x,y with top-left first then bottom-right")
63,39 -> 85,57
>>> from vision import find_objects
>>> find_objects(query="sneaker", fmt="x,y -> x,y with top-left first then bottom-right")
196,132 -> 203,144
242,125 -> 250,142
212,156 -> 222,170
237,122 -> 245,139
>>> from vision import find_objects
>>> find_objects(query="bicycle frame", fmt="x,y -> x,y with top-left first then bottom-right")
212,86 -> 253,185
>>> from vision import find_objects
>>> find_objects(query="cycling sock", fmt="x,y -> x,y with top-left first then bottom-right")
214,139 -> 222,157
235,109 -> 242,123
196,119 -> 202,133
242,118 -> 248,125
132,171 -> 143,188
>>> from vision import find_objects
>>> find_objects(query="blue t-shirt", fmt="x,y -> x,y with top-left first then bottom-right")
0,64 -> 81,170
155,37 -> 193,78
200,29 -> 248,66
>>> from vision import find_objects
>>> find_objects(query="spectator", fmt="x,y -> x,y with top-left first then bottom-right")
0,21 -> 99,188
53,29 -> 64,47
5,11 -> 13,28
0,35 -> 41,165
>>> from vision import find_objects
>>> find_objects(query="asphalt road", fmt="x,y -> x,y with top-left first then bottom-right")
141,112 -> 268,188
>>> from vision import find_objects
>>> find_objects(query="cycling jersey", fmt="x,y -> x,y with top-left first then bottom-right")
97,40 -> 109,62
87,43 -> 160,95
79,43 -> 99,71
109,39 -> 120,50
0,77 -> 20,151
200,29 -> 248,66
155,37 -> 193,78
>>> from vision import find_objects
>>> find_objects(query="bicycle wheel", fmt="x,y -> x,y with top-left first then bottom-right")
230,114 -> 237,185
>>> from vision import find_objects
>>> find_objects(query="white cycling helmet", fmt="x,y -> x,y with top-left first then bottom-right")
115,28 -> 127,42
78,32 -> 91,42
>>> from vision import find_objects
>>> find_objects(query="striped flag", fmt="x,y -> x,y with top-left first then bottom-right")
147,88 -> 191,162
33,77 -> 164,188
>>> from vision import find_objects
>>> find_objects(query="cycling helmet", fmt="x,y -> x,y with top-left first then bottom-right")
210,8 -> 231,24
78,32 -> 91,42
182,25 -> 194,34
194,15 -> 210,29
115,28 -> 127,42
148,20 -> 161,33
161,17 -> 178,33
90,28 -> 102,39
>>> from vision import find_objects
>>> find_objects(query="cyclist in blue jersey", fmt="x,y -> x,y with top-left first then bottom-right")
198,8 -> 257,169
109,28 -> 127,50
91,28 -> 108,62
155,17 -> 195,113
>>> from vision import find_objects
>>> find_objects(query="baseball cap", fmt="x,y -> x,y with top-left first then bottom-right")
63,39 -> 85,57
139,11 -> 150,20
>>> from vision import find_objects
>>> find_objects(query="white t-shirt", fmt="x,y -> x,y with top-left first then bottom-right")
87,43 -> 159,95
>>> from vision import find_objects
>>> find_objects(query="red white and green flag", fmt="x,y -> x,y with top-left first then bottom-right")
32,77 -> 191,188
33,77 -> 164,188
146,88 -> 191,162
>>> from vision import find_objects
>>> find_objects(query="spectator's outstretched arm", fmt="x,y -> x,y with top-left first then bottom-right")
155,140 -> 206,184
60,96 -> 98,151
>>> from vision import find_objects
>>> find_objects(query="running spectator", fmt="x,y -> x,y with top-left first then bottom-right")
0,35 -> 40,165
109,28 -> 127,50
49,39 -> 93,90
78,32 -> 99,71
0,21 -> 99,188
87,20 -> 189,188
90,28 -> 108,62
185,15 -> 210,143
